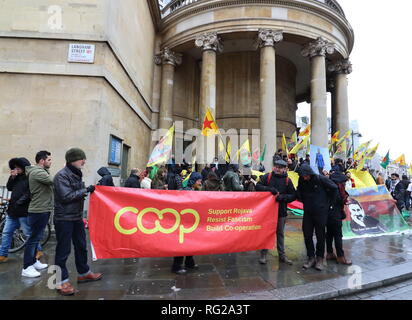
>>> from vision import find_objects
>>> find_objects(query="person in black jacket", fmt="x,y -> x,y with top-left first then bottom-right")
326,162 -> 352,265
401,175 -> 411,210
124,169 -> 141,188
297,164 -> 338,271
53,148 -> 102,296
0,158 -> 38,262
256,157 -> 296,265
389,173 -> 405,211
97,167 -> 115,187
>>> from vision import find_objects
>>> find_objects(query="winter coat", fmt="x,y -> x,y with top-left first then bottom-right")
202,176 -> 224,191
53,165 -> 88,222
201,167 -> 211,182
97,167 -> 115,187
297,165 -> 338,216
256,172 -> 297,218
124,174 -> 140,188
222,170 -> 243,191
391,181 -> 405,210
329,171 -> 349,220
167,173 -> 184,191
151,176 -> 167,190
6,174 -> 30,218
26,165 -> 54,213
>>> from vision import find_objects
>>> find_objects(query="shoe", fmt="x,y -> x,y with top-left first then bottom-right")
172,268 -> 187,275
22,266 -> 41,278
259,250 -> 268,265
337,256 -> 352,265
77,272 -> 103,283
279,256 -> 293,265
302,257 -> 316,270
35,251 -> 43,260
0,256 -> 8,263
326,253 -> 337,261
33,260 -> 48,270
315,257 -> 324,271
57,282 -> 75,296
185,264 -> 199,270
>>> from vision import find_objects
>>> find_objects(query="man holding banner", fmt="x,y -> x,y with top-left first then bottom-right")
256,157 -> 296,265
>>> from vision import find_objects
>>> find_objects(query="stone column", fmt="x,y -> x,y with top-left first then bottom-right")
257,29 -> 283,171
154,47 -> 182,130
302,37 -> 335,148
195,32 -> 223,164
328,59 -> 352,135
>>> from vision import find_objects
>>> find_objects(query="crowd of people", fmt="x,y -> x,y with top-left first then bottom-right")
1,147 -> 409,296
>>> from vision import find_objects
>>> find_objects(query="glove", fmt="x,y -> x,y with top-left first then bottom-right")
270,187 -> 279,196
86,185 -> 96,194
276,194 -> 286,202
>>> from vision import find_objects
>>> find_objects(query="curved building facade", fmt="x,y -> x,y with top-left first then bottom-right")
0,0 -> 354,183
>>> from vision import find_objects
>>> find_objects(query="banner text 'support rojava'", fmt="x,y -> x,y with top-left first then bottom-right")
89,187 -> 278,259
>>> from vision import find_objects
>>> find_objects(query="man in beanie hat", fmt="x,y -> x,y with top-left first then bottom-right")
256,155 -> 296,265
53,148 -> 102,296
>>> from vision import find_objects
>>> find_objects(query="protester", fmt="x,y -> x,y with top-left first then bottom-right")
53,148 -> 102,295
390,173 -> 405,211
140,169 -> 152,189
256,157 -> 297,265
124,168 -> 141,188
222,164 -> 244,191
201,164 -> 211,182
97,167 -> 114,187
151,168 -> 168,190
187,172 -> 202,191
202,172 -> 223,191
0,158 -> 42,263
297,164 -> 338,271
22,151 -> 53,278
167,166 -> 184,191
242,175 -> 257,192
401,175 -> 411,211
327,161 -> 352,265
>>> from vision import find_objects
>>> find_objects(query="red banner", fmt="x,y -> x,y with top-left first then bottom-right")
88,187 -> 278,259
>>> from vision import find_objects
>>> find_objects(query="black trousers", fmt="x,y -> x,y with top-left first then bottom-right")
172,256 -> 195,271
302,211 -> 328,258
326,216 -> 344,257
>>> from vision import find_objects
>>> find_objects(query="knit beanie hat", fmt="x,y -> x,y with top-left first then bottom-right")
65,148 -> 87,163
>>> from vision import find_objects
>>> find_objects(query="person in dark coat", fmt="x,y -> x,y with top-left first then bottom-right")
297,164 -> 338,271
202,172 -> 224,191
390,173 -> 405,211
0,158 -> 39,262
167,166 -> 184,191
151,168 -> 168,190
97,167 -> 115,187
124,169 -> 141,188
326,162 -> 352,265
401,175 -> 411,210
53,148 -> 102,296
201,164 -> 212,182
222,164 -> 243,191
256,157 -> 297,265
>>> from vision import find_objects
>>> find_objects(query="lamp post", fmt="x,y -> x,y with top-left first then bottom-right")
351,131 -> 362,158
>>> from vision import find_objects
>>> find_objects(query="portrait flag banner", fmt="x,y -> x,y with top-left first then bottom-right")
342,185 -> 412,239
89,187 -> 278,259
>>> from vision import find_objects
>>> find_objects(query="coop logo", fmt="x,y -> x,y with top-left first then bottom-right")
114,207 -> 200,243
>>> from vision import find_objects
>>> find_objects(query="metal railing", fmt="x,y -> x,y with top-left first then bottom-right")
160,0 -> 346,19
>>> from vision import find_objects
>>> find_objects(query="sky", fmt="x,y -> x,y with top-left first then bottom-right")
297,0 -> 412,163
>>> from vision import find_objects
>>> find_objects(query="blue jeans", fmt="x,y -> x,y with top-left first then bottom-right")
0,216 -> 42,257
23,212 -> 50,269
55,220 -> 90,283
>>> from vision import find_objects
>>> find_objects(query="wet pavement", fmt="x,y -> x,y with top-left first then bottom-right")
1,216 -> 412,300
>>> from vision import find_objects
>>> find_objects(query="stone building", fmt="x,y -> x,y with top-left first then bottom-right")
0,0 -> 354,184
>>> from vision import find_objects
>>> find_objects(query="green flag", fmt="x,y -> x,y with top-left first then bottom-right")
259,144 -> 267,163
381,151 -> 390,169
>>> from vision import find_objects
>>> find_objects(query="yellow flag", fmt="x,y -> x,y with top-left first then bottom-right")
289,135 -> 310,154
365,144 -> 379,160
356,156 -> 367,171
236,139 -> 252,165
292,132 -> 298,145
331,131 -> 340,144
333,140 -> 347,158
201,108 -> 220,137
354,140 -> 372,160
395,154 -> 406,166
225,140 -> 231,163
299,124 -> 311,137
282,134 -> 288,155
337,130 -> 351,144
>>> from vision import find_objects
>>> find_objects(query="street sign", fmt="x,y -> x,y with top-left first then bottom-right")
68,43 -> 95,63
